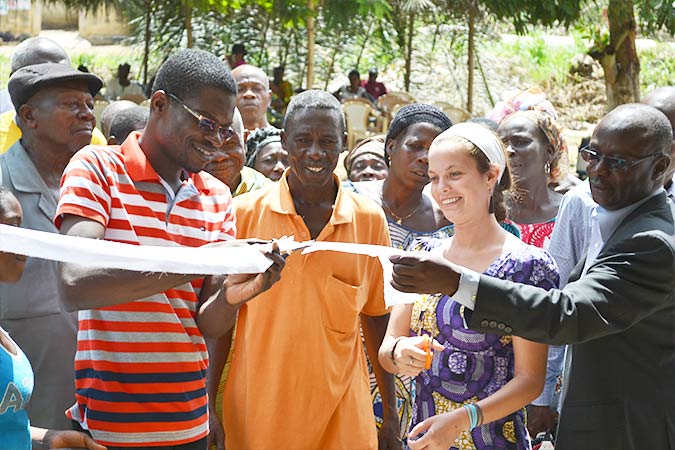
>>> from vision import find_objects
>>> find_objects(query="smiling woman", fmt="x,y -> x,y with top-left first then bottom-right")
379,123 -> 558,450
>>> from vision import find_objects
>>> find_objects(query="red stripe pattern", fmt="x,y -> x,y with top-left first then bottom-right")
55,134 -> 235,447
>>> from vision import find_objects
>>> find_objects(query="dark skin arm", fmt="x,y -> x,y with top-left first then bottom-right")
197,248 -> 285,338
59,214 -> 286,316
205,331 -> 232,450
362,313 -> 403,450
32,428 -> 106,450
58,215 -> 200,311
527,405 -> 557,437
389,252 -> 460,296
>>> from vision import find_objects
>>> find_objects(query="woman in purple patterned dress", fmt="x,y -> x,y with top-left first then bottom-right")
379,123 -> 559,450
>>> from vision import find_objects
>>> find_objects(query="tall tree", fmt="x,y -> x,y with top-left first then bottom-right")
475,0 -> 675,108
588,1 -> 640,107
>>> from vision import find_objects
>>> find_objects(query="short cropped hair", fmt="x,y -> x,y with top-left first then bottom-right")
641,105 -> 674,155
152,49 -> 237,100
109,106 -> 149,142
284,89 -> 345,132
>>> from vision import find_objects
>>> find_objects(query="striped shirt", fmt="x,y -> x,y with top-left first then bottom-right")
54,132 -> 235,447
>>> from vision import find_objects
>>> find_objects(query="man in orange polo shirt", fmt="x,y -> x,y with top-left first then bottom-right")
214,90 -> 401,450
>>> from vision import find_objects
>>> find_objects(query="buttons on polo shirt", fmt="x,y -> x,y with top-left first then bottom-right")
497,323 -> 505,331
480,319 -> 489,328
488,320 -> 498,329
504,326 -> 513,333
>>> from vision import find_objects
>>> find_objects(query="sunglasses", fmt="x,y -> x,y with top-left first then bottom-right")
579,146 -> 663,172
166,92 -> 235,142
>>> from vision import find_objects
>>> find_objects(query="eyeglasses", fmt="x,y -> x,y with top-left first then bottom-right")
579,146 -> 663,172
166,92 -> 234,142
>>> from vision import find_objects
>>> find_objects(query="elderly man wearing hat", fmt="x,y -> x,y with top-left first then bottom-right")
0,37 -> 108,153
0,63 -> 102,431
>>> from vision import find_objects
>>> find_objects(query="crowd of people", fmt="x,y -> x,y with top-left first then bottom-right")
0,34 -> 673,450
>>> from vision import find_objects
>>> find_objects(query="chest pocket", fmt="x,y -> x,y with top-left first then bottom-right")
321,275 -> 363,335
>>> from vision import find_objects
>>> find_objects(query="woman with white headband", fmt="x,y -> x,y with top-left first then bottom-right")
378,122 -> 560,450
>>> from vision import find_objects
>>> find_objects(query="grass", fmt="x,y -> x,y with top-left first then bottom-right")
490,30 -> 675,97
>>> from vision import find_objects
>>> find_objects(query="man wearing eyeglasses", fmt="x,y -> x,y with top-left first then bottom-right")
389,103 -> 675,450
525,86 -> 675,443
53,49 -> 285,449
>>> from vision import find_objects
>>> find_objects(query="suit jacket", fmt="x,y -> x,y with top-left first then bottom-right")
470,192 -> 675,450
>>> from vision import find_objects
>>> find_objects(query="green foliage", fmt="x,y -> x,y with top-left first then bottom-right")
495,32 -> 585,84
637,0 -> 675,34
476,0 -> 584,33
639,43 -> 675,93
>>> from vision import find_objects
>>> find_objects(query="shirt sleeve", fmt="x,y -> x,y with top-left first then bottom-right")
219,195 -> 236,241
454,267 -> 480,310
531,345 -> 565,406
55,147 -> 112,229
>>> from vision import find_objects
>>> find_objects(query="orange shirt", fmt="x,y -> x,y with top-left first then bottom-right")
224,173 -> 390,450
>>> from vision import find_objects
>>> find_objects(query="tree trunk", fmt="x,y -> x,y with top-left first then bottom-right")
324,46 -> 339,90
601,0 -> 639,109
355,20 -> 374,69
404,12 -> 415,92
257,12 -> 272,68
142,0 -> 152,86
466,2 -> 476,113
184,2 -> 193,48
306,0 -> 316,89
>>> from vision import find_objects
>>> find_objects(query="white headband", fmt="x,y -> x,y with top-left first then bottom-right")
443,122 -> 506,181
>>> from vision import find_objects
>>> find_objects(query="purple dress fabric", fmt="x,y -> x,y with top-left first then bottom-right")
409,240 -> 560,450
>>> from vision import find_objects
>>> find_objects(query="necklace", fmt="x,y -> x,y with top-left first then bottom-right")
380,193 -> 422,224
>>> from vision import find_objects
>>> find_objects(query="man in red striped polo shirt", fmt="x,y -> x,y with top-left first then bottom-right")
53,49 -> 284,449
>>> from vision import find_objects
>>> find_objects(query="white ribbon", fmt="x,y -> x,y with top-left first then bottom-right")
0,224 -> 272,275
0,225 -> 418,307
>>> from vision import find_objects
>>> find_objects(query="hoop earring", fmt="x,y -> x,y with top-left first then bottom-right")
544,161 -> 551,175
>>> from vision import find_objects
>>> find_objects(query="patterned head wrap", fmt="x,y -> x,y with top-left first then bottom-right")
489,87 -> 569,183
344,135 -> 386,173
245,126 -> 282,167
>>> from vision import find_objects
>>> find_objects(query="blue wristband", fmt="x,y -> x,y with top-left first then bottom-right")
463,404 -> 477,430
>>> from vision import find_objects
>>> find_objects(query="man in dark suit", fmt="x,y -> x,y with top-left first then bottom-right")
390,103 -> 675,450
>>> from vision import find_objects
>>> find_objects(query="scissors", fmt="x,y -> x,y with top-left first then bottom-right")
417,309 -> 433,370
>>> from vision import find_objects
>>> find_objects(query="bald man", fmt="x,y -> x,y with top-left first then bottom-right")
231,64 -> 273,131
99,99 -> 137,138
0,37 -> 70,114
0,37 -> 107,152
528,87 -> 675,437
643,86 -> 675,193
